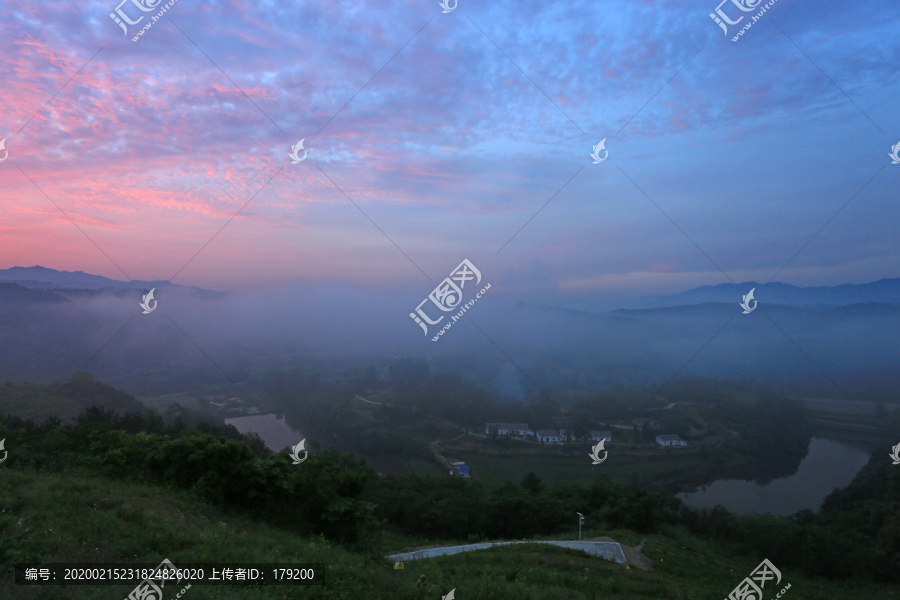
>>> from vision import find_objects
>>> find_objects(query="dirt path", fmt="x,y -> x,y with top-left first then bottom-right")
583,536 -> 654,571
429,440 -> 451,471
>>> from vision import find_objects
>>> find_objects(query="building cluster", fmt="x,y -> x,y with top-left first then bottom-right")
484,422 -> 532,437
654,434 -> 688,447
485,423 -> 612,444
484,420 -> 687,447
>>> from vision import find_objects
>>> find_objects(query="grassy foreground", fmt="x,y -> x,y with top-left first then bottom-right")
1,468 -> 896,600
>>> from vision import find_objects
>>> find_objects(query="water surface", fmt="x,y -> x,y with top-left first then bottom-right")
225,413 -> 302,452
678,438 -> 870,516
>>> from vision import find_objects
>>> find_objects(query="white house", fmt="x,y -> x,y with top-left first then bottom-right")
656,434 -> 687,447
536,429 -> 562,443
558,428 -> 574,441
485,423 -> 533,437
590,431 -> 612,442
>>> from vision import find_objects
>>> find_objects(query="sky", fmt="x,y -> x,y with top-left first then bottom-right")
0,0 -> 898,304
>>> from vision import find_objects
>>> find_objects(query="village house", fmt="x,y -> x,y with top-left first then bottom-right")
536,429 -> 562,443
590,431 -> 613,442
484,423 -> 533,437
656,434 -> 688,447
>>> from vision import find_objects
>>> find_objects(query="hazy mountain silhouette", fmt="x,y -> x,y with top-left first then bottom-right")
0,267 -> 895,402
627,279 -> 900,309
0,266 -> 222,295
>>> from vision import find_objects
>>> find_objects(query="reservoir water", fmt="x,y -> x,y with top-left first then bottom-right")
677,437 -> 871,516
224,413 -> 302,452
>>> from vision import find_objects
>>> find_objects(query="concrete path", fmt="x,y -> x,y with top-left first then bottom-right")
386,540 -> 628,565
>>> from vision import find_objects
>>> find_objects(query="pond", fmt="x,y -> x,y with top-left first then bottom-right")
677,437 -> 871,516
224,413 -> 303,452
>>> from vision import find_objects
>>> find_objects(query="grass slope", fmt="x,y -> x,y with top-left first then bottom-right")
1,468 -> 896,600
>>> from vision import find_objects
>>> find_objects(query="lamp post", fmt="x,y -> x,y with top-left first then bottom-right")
576,512 -> 584,540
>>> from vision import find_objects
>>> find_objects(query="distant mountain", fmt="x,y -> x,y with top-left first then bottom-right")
0,266 -> 221,295
627,279 -> 900,309
610,301 -> 900,321
0,282 -> 69,306
487,285 -> 899,402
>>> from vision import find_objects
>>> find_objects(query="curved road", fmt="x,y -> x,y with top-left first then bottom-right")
386,540 -> 628,565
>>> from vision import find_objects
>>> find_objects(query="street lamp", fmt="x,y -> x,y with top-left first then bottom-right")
576,512 -> 584,540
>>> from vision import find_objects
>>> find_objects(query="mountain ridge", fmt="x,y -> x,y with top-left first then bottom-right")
0,265 -> 221,294
3,266 -> 895,309
626,279 -> 900,309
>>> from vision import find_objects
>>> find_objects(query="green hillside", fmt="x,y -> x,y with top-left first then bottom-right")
1,467 -> 895,599
1,395 -> 898,599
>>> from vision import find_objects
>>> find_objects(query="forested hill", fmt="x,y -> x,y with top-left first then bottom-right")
0,373 -> 146,423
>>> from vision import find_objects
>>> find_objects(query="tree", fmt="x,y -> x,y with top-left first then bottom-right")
488,482 -> 536,538
521,472 -> 544,495
287,450 -> 379,544
146,431 -> 265,506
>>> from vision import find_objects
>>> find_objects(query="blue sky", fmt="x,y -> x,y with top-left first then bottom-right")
0,0 -> 897,302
